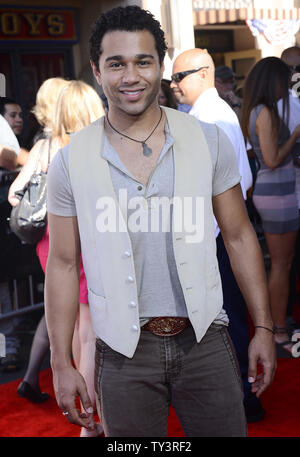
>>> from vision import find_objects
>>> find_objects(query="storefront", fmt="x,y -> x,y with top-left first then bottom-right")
192,0 -> 300,89
1,0 -> 300,111
0,5 -> 78,140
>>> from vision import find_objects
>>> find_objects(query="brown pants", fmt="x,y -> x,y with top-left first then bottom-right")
94,323 -> 247,437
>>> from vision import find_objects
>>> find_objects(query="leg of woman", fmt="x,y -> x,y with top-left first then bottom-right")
73,302 -> 103,437
17,314 -> 50,402
23,315 -> 49,389
18,239 -> 51,401
265,230 -> 298,351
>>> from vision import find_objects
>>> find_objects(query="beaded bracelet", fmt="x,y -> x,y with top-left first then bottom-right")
254,325 -> 275,335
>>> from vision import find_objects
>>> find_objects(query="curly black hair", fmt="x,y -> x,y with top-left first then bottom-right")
89,5 -> 167,70
0,97 -> 18,115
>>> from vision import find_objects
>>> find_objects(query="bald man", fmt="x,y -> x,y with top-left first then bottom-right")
171,49 -> 252,199
171,49 -> 266,423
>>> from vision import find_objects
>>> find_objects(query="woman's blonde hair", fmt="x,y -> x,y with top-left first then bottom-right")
32,77 -> 69,130
52,80 -> 105,146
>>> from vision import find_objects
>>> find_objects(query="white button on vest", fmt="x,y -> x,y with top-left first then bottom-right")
127,275 -> 134,283
132,324 -> 139,331
129,300 -> 137,308
124,251 -> 131,258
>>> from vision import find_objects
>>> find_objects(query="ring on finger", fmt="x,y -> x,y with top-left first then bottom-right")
62,411 -> 69,416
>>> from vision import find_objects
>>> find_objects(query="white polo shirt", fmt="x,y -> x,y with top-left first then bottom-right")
189,87 -> 252,237
0,114 -> 20,155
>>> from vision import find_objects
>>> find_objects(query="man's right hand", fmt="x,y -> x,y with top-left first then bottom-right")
52,365 -> 96,431
0,146 -> 18,171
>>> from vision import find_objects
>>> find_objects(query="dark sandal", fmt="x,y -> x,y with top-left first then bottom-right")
17,381 -> 50,403
274,327 -> 293,358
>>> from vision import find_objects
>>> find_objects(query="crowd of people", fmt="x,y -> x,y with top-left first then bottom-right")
1,77 -> 105,437
0,4 -> 299,438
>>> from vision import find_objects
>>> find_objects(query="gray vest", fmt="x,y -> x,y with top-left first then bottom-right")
68,107 -> 223,358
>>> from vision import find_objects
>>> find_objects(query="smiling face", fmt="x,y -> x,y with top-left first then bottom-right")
4,103 -> 23,135
91,30 -> 164,120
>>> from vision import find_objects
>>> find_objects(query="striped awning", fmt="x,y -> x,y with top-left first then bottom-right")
193,8 -> 300,25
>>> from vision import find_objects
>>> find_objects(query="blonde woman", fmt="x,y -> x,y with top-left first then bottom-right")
9,77 -> 69,205
9,80 -> 105,437
32,77 -> 68,140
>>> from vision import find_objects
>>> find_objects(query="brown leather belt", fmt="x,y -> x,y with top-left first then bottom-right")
142,317 -> 190,336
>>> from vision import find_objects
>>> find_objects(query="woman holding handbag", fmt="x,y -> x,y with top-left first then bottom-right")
1,78 -> 68,373
8,80 -> 105,437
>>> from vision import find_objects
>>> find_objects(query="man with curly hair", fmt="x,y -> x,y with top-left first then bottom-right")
45,6 -> 275,437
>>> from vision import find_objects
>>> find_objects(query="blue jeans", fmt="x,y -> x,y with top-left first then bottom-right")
94,323 -> 247,437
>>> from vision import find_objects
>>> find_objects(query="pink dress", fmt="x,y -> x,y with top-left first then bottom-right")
36,227 -> 89,304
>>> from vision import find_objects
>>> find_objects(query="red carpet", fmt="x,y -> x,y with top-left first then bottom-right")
1,357 -> 300,437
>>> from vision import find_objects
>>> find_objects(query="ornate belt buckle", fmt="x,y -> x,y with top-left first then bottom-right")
148,317 -> 188,336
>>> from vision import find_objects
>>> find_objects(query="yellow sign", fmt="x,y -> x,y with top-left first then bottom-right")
0,8 -> 77,41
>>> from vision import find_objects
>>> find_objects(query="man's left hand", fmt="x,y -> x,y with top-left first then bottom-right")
247,328 -> 277,397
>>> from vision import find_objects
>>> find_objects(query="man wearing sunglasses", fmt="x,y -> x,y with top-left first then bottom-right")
171,48 -> 267,423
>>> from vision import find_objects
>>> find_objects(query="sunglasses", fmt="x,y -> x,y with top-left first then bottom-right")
171,66 -> 209,83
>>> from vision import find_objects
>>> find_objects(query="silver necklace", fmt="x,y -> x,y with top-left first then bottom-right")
106,108 -> 162,157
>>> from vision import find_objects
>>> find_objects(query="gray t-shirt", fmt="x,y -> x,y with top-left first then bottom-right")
47,121 -> 241,326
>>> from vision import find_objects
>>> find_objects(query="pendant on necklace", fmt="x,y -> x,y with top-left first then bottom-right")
142,142 -> 152,157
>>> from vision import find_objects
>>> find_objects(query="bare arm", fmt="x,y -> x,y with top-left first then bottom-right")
256,106 -> 300,170
213,184 -> 276,397
17,147 -> 30,166
0,145 -> 18,170
45,212 -> 95,430
8,139 -> 45,206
